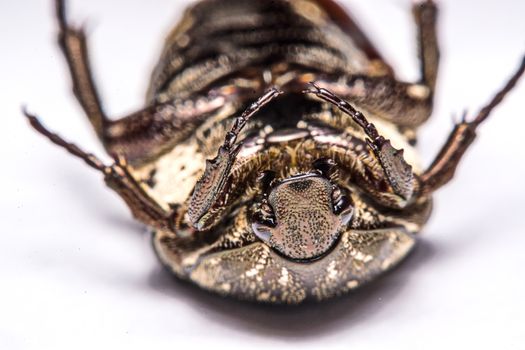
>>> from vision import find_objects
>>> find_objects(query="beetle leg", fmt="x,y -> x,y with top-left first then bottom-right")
419,56 -> 525,194
312,75 -> 432,128
102,94 -> 229,164
413,0 -> 440,96
188,88 -> 283,230
316,0 -> 395,76
307,1 -> 438,129
305,83 -> 414,206
56,0 -> 233,165
24,109 -> 179,232
56,0 -> 108,141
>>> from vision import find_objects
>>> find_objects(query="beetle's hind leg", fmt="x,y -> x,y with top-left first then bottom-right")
419,56 -> 525,194
24,109 -> 180,232
55,0 -> 230,164
413,0 -> 440,97
312,1 -> 438,130
56,0 -> 108,141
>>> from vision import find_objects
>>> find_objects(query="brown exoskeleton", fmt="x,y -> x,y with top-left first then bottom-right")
25,0 -> 524,303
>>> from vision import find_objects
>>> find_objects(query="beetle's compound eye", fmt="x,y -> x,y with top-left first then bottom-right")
257,170 -> 277,192
251,174 -> 354,261
312,157 -> 337,179
331,186 -> 354,226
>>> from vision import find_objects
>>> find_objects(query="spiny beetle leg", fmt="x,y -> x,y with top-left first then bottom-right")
413,0 -> 440,95
304,83 -> 414,206
24,109 -> 179,232
420,55 -> 525,194
56,0 -> 107,141
188,88 -> 283,230
56,0 -> 232,165
312,76 -> 433,128
309,1 -> 438,130
102,95 -> 228,165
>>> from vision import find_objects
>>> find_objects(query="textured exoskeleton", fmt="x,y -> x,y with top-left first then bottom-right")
25,0 -> 524,303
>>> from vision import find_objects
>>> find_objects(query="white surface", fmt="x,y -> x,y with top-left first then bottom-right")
2,0 -> 525,349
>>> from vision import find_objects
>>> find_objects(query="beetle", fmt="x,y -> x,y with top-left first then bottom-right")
24,0 -> 524,303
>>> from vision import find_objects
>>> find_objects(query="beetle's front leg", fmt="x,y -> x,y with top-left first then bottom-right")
419,56 -> 525,194
188,88 -> 283,230
305,83 -> 414,208
24,110 -> 180,232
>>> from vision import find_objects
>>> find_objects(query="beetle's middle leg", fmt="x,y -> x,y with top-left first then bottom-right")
24,109 -> 180,232
419,56 -> 525,194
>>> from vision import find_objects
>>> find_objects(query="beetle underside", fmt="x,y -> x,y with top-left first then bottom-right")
24,0 -> 524,303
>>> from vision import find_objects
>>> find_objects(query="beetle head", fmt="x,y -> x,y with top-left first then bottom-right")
252,160 -> 354,261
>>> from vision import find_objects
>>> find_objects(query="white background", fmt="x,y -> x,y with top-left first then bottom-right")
2,0 -> 525,349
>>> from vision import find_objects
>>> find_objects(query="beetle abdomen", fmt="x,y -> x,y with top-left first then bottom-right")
147,0 -> 372,103
154,227 -> 416,303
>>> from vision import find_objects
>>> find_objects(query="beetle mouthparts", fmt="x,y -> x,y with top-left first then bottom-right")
252,174 -> 353,261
